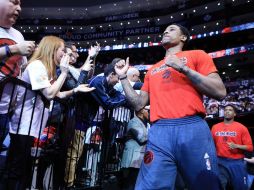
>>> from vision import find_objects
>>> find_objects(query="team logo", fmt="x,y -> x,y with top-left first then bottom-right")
144,150 -> 154,164
162,70 -> 171,79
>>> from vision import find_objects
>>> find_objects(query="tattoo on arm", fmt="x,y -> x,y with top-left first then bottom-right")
121,79 -> 147,110
187,71 -> 202,85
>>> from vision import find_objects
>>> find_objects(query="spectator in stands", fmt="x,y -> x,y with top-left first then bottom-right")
121,107 -> 149,190
62,42 -> 100,188
88,58 -> 127,120
7,36 -> 94,190
211,105 -> 253,190
0,0 -> 35,151
115,23 -> 226,189
244,150 -> 254,190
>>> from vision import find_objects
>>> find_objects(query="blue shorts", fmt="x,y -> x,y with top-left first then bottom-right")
218,157 -> 248,190
135,115 -> 221,190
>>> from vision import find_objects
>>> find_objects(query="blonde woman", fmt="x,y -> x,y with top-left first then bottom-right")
6,36 -> 94,190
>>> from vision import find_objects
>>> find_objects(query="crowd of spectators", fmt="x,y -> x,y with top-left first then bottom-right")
204,78 -> 254,118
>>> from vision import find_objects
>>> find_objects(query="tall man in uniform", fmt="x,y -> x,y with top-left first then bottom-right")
115,24 -> 226,190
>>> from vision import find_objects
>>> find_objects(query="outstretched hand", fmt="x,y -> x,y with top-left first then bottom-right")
75,84 -> 95,93
114,57 -> 129,76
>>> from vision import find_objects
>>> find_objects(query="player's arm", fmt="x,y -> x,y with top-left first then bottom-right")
120,77 -> 149,111
114,57 -> 149,111
165,54 -> 226,100
182,70 -> 226,100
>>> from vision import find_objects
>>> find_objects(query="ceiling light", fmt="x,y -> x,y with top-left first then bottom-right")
205,6 -> 208,9
137,20 -> 140,23
217,2 -> 221,6
216,22 -> 219,25
181,13 -> 184,16
99,6 -> 102,9
120,23 -> 123,25
130,1 -> 133,4
222,72 -> 226,74
170,16 -> 173,19
193,9 -> 196,13
114,3 -> 117,6
228,63 -> 232,66
236,70 -> 239,72
157,18 -> 160,21
128,22 -> 130,24
147,19 -> 150,22
203,25 -> 206,28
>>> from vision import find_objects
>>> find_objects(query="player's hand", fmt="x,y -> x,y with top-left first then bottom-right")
227,142 -> 238,149
165,54 -> 185,72
114,57 -> 129,76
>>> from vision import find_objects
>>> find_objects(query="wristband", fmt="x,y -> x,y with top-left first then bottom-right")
5,45 -> 12,57
119,75 -> 127,80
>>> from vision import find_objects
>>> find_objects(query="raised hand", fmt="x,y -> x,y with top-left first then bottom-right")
12,41 -> 36,56
114,57 -> 129,76
88,42 -> 101,59
75,84 -> 95,93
